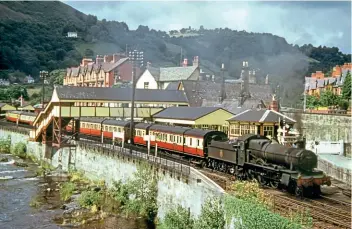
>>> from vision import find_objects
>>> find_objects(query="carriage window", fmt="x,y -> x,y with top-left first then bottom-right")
105,126 -> 108,131
197,139 -> 200,147
114,127 -> 117,132
189,138 -> 192,146
109,127 -> 113,132
81,123 -> 85,128
183,137 -> 186,144
94,124 -> 98,130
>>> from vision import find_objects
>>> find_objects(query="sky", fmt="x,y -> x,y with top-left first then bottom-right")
65,1 -> 352,53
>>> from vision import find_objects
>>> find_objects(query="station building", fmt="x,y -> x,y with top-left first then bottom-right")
152,106 -> 234,133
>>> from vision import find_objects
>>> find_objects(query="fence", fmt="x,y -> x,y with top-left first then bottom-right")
75,137 -> 191,177
317,157 -> 351,184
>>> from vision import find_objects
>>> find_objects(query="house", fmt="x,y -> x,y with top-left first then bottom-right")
152,106 -> 234,133
64,53 -> 141,87
136,56 -> 200,90
0,79 -> 10,86
25,75 -> 35,84
305,63 -> 351,96
0,103 -> 16,115
67,32 -> 78,38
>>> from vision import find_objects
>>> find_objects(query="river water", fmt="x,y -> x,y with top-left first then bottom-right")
0,154 -> 148,229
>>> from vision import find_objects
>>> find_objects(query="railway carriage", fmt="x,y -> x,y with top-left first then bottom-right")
5,111 -> 37,125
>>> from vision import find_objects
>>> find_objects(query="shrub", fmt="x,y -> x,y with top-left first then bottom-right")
60,182 -> 76,201
111,180 -> 129,206
0,137 -> 11,153
159,205 -> 194,229
78,190 -> 102,208
12,142 -> 27,159
194,198 -> 225,229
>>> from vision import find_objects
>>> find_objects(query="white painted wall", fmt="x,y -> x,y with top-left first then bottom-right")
136,70 -> 158,89
306,140 -> 344,155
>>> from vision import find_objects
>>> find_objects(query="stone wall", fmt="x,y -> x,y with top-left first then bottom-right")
283,112 -> 351,156
0,128 -> 224,219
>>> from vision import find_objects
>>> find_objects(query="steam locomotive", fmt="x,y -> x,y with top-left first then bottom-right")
208,134 -> 331,196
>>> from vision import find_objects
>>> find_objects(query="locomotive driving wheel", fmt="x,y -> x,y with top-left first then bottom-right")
270,180 -> 279,188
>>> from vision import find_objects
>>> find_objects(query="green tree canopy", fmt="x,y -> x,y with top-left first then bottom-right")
342,71 -> 351,100
320,90 -> 339,107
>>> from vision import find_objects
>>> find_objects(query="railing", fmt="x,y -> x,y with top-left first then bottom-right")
75,137 -> 191,176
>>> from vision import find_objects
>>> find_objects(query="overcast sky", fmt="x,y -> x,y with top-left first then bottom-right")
66,1 -> 351,53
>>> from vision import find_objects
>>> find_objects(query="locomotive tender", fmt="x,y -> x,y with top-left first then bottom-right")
6,113 -> 330,196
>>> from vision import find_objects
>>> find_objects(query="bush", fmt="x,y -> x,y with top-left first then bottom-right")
111,180 -> 129,206
159,205 -> 194,229
78,190 -> 102,208
194,198 -> 225,229
12,142 -> 27,159
0,137 -> 11,154
60,182 -> 76,201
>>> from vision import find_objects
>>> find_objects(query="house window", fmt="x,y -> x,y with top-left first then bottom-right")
263,126 -> 274,138
231,124 -> 240,135
144,82 -> 149,89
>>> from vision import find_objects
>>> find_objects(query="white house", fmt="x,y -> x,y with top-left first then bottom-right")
136,57 -> 200,90
25,75 -> 35,84
67,32 -> 78,38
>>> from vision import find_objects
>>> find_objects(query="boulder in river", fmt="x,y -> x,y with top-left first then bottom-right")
0,157 -> 9,162
14,161 -> 28,167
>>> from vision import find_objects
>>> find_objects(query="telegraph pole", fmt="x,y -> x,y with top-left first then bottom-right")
128,50 -> 143,153
39,70 -> 48,110
220,63 -> 226,103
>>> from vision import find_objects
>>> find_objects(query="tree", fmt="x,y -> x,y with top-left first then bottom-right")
320,90 -> 339,107
84,48 -> 94,58
342,71 -> 351,100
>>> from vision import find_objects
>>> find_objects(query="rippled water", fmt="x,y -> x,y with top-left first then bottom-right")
0,154 -> 148,229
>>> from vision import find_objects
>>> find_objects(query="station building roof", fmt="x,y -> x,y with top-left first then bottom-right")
153,107 -> 223,120
52,86 -> 189,104
228,109 -> 296,124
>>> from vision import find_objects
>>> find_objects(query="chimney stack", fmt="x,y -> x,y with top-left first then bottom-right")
193,56 -> 199,67
269,94 -> 279,112
96,55 -> 104,65
183,58 -> 188,67
265,75 -> 269,85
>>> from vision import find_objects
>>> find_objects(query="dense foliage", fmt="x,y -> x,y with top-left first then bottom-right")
342,71 -> 351,100
0,85 -> 29,102
0,136 -> 11,154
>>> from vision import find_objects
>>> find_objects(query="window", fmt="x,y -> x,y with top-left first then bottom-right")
82,123 -> 85,128
250,125 -> 257,134
234,124 -> 240,135
197,139 -> 200,147
144,82 -> 149,89
109,126 -> 113,132
189,138 -> 192,146
94,124 -> 98,130
240,125 -> 250,135
105,126 -> 108,131
264,126 -> 274,138
114,127 -> 117,132
201,125 -> 209,130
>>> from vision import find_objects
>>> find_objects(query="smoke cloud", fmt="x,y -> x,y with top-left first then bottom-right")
66,1 -> 351,53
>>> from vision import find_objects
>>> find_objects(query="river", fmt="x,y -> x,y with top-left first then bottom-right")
0,154 -> 148,229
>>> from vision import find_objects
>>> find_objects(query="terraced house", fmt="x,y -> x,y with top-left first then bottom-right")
64,53 -> 141,87
305,63 -> 351,96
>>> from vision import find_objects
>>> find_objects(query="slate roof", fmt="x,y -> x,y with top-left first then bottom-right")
0,103 -> 6,108
165,81 -> 181,90
153,107 -> 225,120
55,86 -> 189,103
159,66 -> 198,82
149,124 -> 191,134
180,80 -> 272,108
147,66 -> 161,80
228,109 -> 296,123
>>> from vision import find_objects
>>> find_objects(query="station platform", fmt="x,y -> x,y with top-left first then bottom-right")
317,154 -> 351,185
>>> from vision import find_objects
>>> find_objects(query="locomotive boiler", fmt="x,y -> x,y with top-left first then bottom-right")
207,134 -> 331,197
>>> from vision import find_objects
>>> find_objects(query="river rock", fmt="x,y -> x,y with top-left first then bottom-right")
0,176 -> 13,180
0,157 -> 9,162
14,161 -> 28,167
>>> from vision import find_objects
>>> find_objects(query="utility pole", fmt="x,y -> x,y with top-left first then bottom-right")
39,70 -> 48,110
128,50 -> 143,153
303,82 -> 309,112
220,63 -> 226,103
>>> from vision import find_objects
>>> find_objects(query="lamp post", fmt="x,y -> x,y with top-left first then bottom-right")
39,70 -> 48,109
128,50 -> 143,152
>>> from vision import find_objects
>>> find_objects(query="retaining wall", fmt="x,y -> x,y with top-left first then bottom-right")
0,128 -> 224,219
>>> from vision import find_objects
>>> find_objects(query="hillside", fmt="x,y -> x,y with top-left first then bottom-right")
0,1 -> 350,104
